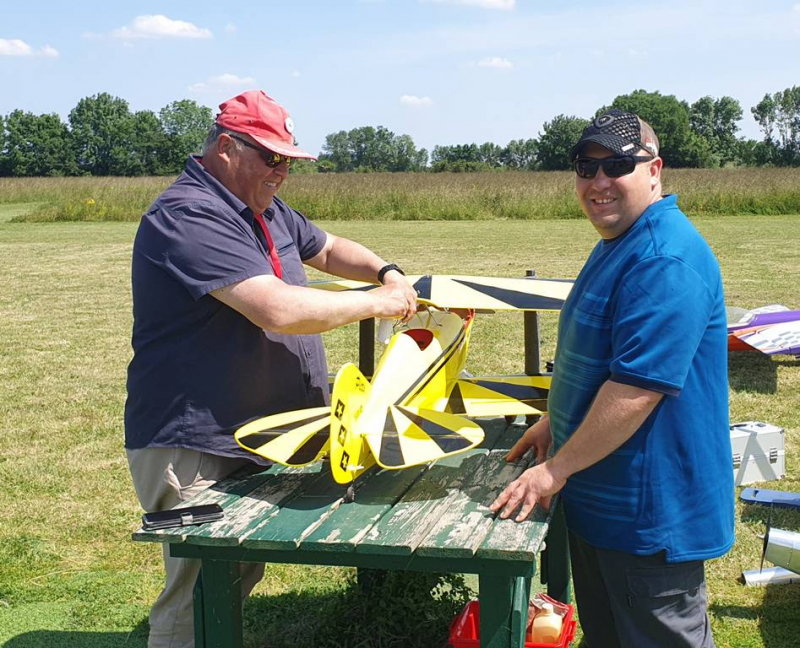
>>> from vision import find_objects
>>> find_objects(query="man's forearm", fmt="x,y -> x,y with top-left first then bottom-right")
547,380 -> 663,482
310,234 -> 389,283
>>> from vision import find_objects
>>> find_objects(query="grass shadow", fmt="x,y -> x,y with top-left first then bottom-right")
242,572 -> 470,648
728,352 -> 778,394
3,619 -> 148,648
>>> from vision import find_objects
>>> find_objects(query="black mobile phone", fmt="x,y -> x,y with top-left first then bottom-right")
142,503 -> 224,531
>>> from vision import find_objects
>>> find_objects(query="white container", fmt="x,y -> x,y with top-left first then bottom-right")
730,421 -> 785,486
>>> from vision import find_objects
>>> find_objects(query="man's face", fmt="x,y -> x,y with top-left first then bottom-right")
574,143 -> 662,239
220,134 -> 291,214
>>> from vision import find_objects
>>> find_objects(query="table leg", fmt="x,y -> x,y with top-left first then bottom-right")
193,559 -> 243,648
479,574 -> 530,648
542,499 -> 571,604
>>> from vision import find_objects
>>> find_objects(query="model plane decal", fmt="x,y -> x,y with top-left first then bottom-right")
728,305 -> 800,357
235,274 -> 573,486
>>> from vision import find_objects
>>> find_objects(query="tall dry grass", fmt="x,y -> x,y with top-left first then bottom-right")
4,167 -> 800,223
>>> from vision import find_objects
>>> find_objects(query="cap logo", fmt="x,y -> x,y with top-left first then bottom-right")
284,117 -> 295,134
621,143 -> 635,152
595,114 -> 615,128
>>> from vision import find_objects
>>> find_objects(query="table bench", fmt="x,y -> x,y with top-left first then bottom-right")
132,417 -> 571,648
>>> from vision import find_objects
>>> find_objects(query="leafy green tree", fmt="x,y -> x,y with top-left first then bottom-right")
319,126 -> 426,172
501,138 -> 538,170
605,90 -> 713,167
123,110 -> 167,176
752,86 -> 800,166
536,115 -> 589,170
690,96 -> 743,166
69,93 -> 136,175
158,100 -> 213,172
1,110 -> 78,176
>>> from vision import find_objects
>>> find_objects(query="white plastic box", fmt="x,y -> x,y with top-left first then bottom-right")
730,421 -> 785,486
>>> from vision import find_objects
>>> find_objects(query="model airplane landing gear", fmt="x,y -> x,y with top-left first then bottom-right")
344,484 -> 356,503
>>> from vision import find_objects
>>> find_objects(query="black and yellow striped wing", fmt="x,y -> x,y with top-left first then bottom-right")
311,275 -> 572,312
446,375 -> 551,418
364,405 -> 484,469
234,406 -> 331,466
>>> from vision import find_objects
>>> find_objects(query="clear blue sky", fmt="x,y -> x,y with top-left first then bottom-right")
2,0 -> 799,156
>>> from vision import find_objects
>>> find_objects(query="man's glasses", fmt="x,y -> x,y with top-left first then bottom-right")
228,133 -> 293,168
574,155 -> 653,179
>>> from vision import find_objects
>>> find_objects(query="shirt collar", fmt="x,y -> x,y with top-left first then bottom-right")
186,155 -> 276,224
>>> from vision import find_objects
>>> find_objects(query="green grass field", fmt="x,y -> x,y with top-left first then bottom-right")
0,196 -> 798,647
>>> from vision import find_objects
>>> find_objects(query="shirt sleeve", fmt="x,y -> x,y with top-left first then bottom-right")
609,255 -> 716,396
140,201 -> 272,301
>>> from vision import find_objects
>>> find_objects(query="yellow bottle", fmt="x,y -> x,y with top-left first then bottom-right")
530,602 -> 562,644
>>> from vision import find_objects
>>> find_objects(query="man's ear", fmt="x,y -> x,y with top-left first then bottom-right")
650,156 -> 663,187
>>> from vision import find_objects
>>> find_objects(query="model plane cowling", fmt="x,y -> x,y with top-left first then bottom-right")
235,274 -> 573,485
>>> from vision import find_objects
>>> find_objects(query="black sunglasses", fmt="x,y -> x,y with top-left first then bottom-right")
228,133 -> 293,168
574,155 -> 653,179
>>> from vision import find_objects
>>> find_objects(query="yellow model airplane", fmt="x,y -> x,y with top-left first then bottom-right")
234,275 -> 572,487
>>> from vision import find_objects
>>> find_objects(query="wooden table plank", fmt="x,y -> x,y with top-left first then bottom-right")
355,420 -> 510,557
300,463 -> 429,553
241,468 -> 349,550
180,464 -> 326,547
414,426 -> 533,558
131,464 -> 281,544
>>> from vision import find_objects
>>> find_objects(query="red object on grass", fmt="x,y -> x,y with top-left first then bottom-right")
448,600 -> 577,648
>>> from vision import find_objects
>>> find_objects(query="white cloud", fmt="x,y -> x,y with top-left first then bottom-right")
224,23 -> 237,34
112,15 -> 212,40
189,73 -> 257,93
478,56 -> 513,68
400,94 -> 433,106
422,0 -> 515,9
0,39 -> 33,56
0,38 -> 60,57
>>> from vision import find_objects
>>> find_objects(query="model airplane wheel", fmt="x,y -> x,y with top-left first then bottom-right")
344,485 -> 356,503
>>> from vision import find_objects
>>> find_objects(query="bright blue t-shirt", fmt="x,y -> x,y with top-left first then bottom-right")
549,195 -> 734,562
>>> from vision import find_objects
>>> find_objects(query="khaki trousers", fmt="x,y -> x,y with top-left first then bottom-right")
127,448 -> 265,648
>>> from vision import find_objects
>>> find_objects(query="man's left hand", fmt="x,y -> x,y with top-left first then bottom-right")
489,462 -> 566,522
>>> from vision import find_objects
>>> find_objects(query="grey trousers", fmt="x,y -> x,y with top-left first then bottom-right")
569,531 -> 716,648
127,447 -> 266,648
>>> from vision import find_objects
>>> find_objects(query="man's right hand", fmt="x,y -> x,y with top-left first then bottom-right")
506,415 -> 551,465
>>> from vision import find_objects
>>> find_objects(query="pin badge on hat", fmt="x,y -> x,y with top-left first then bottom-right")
284,117 -> 295,134
595,114 -> 615,127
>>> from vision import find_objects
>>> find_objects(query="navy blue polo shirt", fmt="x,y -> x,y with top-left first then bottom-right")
125,156 -> 329,459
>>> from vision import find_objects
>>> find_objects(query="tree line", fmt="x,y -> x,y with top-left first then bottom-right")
2,87 -> 799,177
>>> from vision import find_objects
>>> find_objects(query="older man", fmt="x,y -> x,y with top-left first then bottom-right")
491,110 -> 734,647
125,90 -> 416,648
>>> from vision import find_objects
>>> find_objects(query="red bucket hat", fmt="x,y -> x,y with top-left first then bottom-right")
216,90 -> 317,160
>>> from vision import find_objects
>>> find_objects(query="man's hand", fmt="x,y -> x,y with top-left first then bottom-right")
506,415 -> 551,465
375,272 -> 417,322
489,461 -> 566,522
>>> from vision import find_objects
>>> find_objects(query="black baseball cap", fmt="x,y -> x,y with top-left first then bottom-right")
570,109 -> 660,161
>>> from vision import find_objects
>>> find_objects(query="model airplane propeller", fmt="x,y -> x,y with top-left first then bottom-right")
727,305 -> 800,357
234,275 -> 572,488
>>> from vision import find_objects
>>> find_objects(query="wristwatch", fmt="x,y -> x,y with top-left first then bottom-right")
377,263 -> 405,284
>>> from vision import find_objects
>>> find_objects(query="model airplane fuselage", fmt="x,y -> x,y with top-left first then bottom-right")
728,305 -> 800,357
235,275 -> 571,485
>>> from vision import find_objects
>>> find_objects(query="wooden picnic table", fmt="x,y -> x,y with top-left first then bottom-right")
132,417 -> 570,648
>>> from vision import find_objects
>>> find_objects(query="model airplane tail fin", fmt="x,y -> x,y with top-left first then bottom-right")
329,363 -> 376,484
364,405 -> 484,469
447,375 -> 551,418
234,406 -> 332,466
